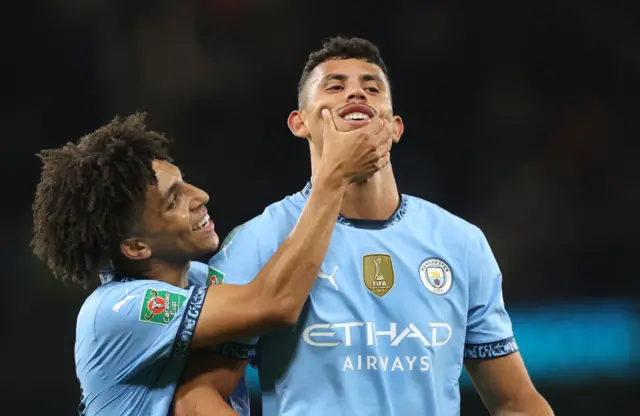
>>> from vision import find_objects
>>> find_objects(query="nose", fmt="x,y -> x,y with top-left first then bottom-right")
346,86 -> 367,102
189,185 -> 209,211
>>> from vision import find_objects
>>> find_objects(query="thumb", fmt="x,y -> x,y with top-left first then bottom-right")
321,109 -> 336,136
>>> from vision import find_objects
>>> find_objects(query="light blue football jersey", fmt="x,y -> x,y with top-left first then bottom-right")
206,183 -> 518,416
75,271 -> 250,416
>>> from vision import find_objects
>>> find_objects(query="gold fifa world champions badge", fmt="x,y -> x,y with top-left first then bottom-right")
362,254 -> 395,297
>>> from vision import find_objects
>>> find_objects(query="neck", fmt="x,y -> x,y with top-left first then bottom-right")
311,148 -> 400,220
115,258 -> 191,288
341,166 -> 399,220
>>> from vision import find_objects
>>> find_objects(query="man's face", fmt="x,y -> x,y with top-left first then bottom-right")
288,58 -> 403,150
129,160 -> 219,263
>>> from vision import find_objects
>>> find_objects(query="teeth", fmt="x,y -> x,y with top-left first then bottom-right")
343,112 -> 370,121
194,214 -> 210,231
199,214 -> 209,228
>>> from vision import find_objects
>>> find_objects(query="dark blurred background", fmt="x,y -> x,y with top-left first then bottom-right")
3,0 -> 639,414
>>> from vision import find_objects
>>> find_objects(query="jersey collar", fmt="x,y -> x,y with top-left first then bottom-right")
300,182 -> 408,230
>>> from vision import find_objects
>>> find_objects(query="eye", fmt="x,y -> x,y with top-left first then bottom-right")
366,87 -> 380,93
326,85 -> 343,91
168,194 -> 179,209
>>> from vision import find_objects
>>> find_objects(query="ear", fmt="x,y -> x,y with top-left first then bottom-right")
287,110 -> 310,139
391,115 -> 405,144
120,237 -> 152,261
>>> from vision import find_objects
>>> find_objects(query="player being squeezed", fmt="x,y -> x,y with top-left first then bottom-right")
31,111 -> 392,415
184,37 -> 554,415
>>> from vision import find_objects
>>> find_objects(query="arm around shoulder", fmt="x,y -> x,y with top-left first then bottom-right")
191,173 -> 349,348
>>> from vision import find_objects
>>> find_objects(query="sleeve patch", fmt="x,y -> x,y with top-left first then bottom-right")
138,288 -> 187,325
464,336 -> 519,360
206,267 -> 225,286
172,286 -> 208,360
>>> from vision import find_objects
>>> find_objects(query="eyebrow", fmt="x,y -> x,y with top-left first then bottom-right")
361,73 -> 383,83
164,181 -> 181,200
322,73 -> 384,84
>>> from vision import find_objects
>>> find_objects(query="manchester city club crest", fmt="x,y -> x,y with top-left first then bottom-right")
419,258 -> 453,295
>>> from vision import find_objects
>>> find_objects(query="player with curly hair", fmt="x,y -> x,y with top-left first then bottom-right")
32,111 -> 392,415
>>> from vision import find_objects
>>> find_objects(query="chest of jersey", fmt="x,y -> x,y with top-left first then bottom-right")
258,222 -> 470,379
316,225 -> 467,351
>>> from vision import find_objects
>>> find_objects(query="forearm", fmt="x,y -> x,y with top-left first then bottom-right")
173,352 -> 245,416
492,390 -> 553,416
251,169 -> 346,323
190,171 -> 346,346
173,385 -> 238,416
466,354 -> 553,416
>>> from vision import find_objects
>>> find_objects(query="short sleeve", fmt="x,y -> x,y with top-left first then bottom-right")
464,227 -> 519,360
208,224 -> 264,360
93,281 -> 208,379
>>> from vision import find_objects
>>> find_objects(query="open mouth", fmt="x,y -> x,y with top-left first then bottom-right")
338,104 -> 375,123
193,213 -> 214,232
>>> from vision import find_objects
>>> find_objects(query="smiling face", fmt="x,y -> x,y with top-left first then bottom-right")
288,58 -> 404,153
120,160 -> 219,264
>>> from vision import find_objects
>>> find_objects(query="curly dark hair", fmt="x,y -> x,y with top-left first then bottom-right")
31,112 -> 172,288
298,36 -> 390,105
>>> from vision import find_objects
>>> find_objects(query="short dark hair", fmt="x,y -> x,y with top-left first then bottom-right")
31,112 -> 172,288
297,36 -> 390,105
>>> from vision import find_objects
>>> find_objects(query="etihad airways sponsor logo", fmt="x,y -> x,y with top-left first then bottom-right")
302,321 -> 453,372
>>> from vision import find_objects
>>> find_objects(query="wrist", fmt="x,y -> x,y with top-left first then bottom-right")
312,165 -> 348,192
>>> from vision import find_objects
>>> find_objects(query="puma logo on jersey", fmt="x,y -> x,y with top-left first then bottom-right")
318,266 -> 339,290
112,291 -> 138,312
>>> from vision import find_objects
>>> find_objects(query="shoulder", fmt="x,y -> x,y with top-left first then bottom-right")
404,194 -> 482,241
209,188 -> 306,284
256,190 -> 305,227
77,281 -> 139,327
401,194 -> 491,266
403,195 -> 498,281
227,188 -> 306,243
